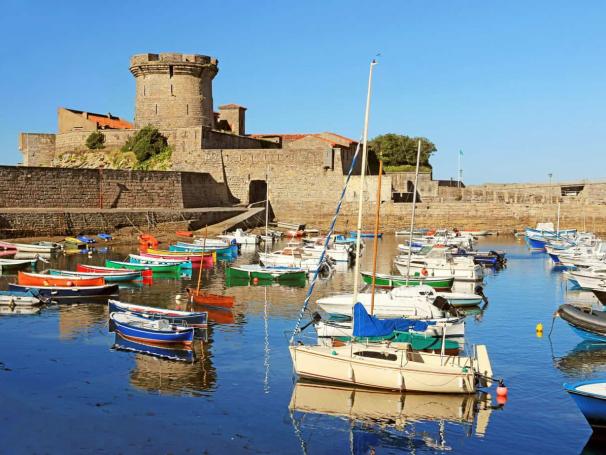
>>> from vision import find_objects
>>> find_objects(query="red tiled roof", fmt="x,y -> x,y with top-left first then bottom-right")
88,114 -> 133,129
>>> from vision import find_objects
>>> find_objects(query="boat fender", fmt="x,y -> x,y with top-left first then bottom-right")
421,268 -> 429,277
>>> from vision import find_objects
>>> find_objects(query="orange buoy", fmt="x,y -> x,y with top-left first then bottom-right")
421,268 -> 429,277
496,380 -> 508,397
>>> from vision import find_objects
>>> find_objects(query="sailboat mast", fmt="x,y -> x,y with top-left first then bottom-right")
352,59 -> 377,304
370,160 -> 383,315
405,140 -> 422,283
265,168 -> 270,255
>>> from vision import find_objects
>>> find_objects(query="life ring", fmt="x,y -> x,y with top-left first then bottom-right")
421,268 -> 429,277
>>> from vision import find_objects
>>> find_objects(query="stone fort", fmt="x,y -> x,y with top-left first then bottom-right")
15,52 -> 606,235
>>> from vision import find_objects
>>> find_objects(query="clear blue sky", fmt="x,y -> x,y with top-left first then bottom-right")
1,0 -> 604,184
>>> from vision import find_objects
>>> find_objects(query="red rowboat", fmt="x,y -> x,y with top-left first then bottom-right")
18,271 -> 105,287
77,264 -> 153,278
176,231 -> 193,237
186,287 -> 235,308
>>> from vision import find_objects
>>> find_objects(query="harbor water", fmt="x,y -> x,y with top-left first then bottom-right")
0,236 -> 602,454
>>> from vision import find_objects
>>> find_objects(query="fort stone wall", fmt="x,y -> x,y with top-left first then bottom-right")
0,166 -> 230,209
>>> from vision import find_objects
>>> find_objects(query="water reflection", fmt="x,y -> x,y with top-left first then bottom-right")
116,333 -> 216,396
289,380 -> 494,453
58,303 -> 107,339
582,430 -> 606,455
555,341 -> 606,377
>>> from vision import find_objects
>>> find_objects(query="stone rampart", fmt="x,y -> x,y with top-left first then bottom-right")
0,166 -> 230,209
19,133 -> 56,166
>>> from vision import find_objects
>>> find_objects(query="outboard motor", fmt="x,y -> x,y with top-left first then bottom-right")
475,285 -> 489,305
298,312 -> 322,333
432,296 -> 459,317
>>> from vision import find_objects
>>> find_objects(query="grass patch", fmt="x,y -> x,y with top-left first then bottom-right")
384,165 -> 432,173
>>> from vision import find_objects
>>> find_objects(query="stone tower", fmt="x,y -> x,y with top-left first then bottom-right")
129,53 -> 218,129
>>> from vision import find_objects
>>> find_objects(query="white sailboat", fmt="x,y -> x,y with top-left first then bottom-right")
289,59 -> 493,393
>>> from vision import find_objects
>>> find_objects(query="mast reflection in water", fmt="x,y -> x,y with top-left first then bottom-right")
289,381 -> 494,453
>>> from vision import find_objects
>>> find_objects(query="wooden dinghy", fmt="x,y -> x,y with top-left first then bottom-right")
105,260 -> 180,274
50,268 -> 142,283
110,312 -> 194,346
9,283 -> 119,300
108,299 -> 207,327
0,258 -> 36,273
186,287 -> 235,308
18,271 -> 105,287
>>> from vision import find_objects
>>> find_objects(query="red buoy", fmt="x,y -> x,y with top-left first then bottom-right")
252,277 -> 259,285
496,379 -> 508,397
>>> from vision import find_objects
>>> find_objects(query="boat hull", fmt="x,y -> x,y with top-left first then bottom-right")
9,283 -> 119,300
105,260 -> 180,274
360,271 -> 454,291
226,265 -> 307,283
18,271 -> 105,287
112,318 -> 194,346
108,300 -> 207,327
565,380 -> 606,428
289,344 -> 476,393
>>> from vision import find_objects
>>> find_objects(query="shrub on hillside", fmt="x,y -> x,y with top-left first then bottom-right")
121,125 -> 170,162
85,131 -> 105,150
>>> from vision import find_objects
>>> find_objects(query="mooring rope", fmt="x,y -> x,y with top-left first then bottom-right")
290,140 -> 362,343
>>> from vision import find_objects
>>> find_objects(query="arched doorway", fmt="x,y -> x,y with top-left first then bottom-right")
248,180 -> 267,205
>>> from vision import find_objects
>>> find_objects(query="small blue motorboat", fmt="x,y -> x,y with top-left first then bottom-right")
112,333 -> 195,362
76,235 -> 96,244
97,233 -> 113,241
110,312 -> 194,345
565,379 -> 606,429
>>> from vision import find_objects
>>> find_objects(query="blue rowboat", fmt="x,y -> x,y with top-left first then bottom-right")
9,283 -> 119,301
170,242 -> 237,258
112,333 -> 195,362
110,312 -> 194,345
565,380 -> 606,429
97,233 -> 113,241
77,235 -> 95,244
525,234 -> 548,251
108,299 -> 207,327
48,268 -> 141,283
348,231 -> 383,239
128,254 -> 193,269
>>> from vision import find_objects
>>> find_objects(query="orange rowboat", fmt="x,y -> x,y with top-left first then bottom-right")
186,287 -> 234,309
18,271 -> 105,287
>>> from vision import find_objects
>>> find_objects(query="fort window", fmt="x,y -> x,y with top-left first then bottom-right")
186,104 -> 189,115
143,85 -> 146,96
155,104 -> 158,115
169,65 -> 173,78
171,84 -> 174,96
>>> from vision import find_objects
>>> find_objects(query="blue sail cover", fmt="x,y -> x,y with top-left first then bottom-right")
352,303 -> 431,337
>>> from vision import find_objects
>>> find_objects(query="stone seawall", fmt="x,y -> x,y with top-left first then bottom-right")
0,166 -> 231,209
0,208 -> 245,238
272,200 -> 606,234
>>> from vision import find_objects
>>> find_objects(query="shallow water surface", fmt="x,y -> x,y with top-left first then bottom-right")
0,236 -> 601,453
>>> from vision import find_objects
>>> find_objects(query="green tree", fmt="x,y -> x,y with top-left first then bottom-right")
85,131 -> 105,150
121,125 -> 170,162
369,134 -> 436,168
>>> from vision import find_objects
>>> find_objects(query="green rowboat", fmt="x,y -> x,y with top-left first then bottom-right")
226,264 -> 307,284
105,260 -> 180,273
360,271 -> 454,291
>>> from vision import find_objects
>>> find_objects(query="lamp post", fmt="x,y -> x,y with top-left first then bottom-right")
548,173 -> 553,204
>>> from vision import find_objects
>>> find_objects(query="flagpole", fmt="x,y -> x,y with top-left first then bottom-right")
458,149 -> 462,189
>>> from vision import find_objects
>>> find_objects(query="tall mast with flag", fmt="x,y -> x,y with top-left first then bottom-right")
458,149 -> 463,189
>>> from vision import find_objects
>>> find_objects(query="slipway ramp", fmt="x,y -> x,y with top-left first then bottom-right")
200,206 -> 265,235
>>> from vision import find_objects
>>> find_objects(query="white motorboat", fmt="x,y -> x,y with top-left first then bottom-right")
217,228 -> 259,245
567,267 -> 606,289
259,248 -> 330,272
316,285 -> 481,318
